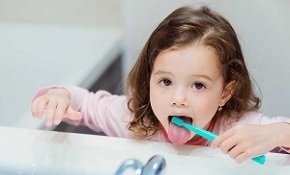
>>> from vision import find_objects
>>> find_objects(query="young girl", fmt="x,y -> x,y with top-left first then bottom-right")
31,6 -> 290,163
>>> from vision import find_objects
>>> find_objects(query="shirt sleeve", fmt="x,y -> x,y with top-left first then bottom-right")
32,86 -> 134,138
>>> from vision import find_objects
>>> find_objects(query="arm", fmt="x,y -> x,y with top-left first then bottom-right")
31,86 -> 132,137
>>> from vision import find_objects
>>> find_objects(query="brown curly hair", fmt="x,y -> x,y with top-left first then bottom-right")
126,6 -> 261,138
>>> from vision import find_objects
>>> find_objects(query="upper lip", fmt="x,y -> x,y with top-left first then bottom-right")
170,112 -> 191,117
168,114 -> 193,123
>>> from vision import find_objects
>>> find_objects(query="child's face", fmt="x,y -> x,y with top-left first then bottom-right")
149,43 -> 231,144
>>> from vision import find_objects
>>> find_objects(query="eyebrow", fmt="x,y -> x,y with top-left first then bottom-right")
154,70 -> 173,76
153,70 -> 214,81
194,74 -> 214,81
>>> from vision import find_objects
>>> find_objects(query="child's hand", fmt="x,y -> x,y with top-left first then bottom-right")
211,124 -> 279,163
31,88 -> 82,127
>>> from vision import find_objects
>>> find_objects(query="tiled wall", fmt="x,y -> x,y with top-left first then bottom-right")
0,0 -> 122,27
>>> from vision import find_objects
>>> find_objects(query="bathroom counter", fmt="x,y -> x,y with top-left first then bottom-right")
1,126 -> 290,175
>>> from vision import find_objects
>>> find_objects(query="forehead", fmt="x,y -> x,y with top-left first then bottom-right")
153,43 -> 222,78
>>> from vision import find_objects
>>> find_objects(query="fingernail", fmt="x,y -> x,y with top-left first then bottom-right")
45,120 -> 51,127
54,119 -> 60,125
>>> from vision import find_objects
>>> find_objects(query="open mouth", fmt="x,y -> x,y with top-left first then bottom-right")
167,115 -> 193,145
168,115 -> 193,124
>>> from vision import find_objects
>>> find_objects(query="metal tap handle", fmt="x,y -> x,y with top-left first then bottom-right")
115,159 -> 143,175
141,155 -> 166,175
115,155 -> 166,175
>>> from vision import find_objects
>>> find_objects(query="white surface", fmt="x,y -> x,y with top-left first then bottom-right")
122,0 -> 290,118
0,24 -> 123,129
0,126 -> 290,175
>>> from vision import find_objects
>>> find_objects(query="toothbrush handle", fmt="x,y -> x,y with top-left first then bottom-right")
251,155 -> 266,165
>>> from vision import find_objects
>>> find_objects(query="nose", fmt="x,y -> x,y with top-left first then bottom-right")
171,88 -> 187,106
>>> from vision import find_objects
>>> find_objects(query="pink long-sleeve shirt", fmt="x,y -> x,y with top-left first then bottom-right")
34,86 -> 290,152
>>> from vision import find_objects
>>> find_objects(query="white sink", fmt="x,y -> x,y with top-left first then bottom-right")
1,126 -> 290,175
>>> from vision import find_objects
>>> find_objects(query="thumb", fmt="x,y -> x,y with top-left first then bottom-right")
65,106 -> 83,120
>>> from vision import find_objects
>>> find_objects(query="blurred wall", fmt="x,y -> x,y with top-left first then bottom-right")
0,0 -> 122,26
121,0 -> 290,117
0,0 -> 123,127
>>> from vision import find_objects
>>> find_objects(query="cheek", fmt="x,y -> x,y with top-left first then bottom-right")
150,82 -> 167,124
150,86 -> 161,114
193,98 -> 219,125
204,95 -> 220,109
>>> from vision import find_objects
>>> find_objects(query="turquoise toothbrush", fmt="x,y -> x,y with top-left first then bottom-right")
171,116 -> 266,165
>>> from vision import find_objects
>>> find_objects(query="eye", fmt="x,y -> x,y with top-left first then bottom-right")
159,78 -> 172,86
193,82 -> 205,90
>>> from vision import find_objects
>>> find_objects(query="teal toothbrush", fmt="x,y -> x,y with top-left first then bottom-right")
171,116 -> 266,165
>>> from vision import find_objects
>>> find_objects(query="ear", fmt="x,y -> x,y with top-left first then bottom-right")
219,80 -> 235,106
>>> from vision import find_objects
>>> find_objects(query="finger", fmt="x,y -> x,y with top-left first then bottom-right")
233,145 -> 261,163
211,129 -> 234,148
227,144 -> 245,160
45,100 -> 58,127
234,152 -> 250,164
53,101 -> 68,125
31,97 -> 41,118
33,97 -> 48,119
65,106 -> 82,120
219,135 -> 240,154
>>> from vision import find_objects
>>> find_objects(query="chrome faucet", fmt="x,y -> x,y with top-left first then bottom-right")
115,155 -> 166,175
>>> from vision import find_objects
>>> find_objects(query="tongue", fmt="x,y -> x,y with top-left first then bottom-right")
168,119 -> 191,145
